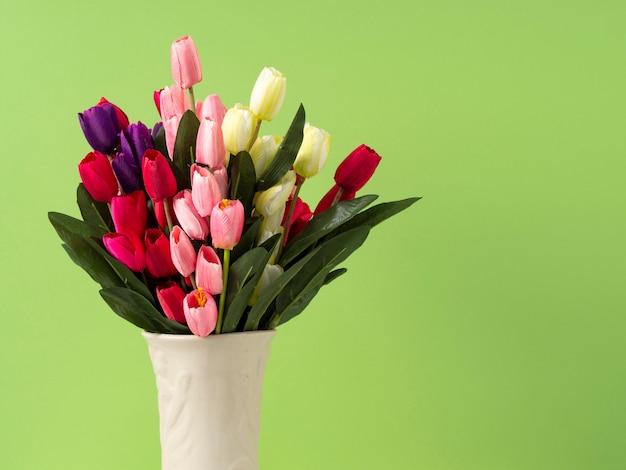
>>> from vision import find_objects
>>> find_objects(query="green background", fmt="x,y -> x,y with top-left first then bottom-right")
2,0 -> 625,468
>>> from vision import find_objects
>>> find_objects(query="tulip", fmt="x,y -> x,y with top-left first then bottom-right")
248,263 -> 284,306
97,97 -> 129,130
120,121 -> 154,168
142,149 -> 177,202
195,118 -> 227,168
78,151 -> 119,203
213,166 -> 229,200
249,135 -> 282,178
110,190 -> 147,237
169,225 -> 197,278
314,184 -> 356,215
195,245 -> 223,295
173,190 -> 210,241
334,144 -> 382,192
249,67 -> 286,121
159,84 -> 191,120
221,104 -> 256,155
184,288 -> 218,337
102,232 -> 146,272
196,94 -> 227,126
210,199 -> 245,250
254,170 -> 296,217
111,152 -> 143,194
153,89 -> 163,116
162,115 -> 180,159
283,197 -> 313,243
144,228 -> 178,278
190,164 -> 224,217
293,123 -> 330,178
78,102 -> 121,154
171,36 -> 202,89
156,281 -> 187,324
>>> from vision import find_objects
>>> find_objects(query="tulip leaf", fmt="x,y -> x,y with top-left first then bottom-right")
153,123 -> 169,158
173,110 -> 200,178
60,240 -> 124,289
229,151 -> 257,217
256,104 -> 305,191
231,217 -> 262,263
280,195 -> 378,267
272,226 -> 370,328
100,287 -> 190,334
76,183 -> 112,234
324,268 -> 347,285
49,211 -> 104,241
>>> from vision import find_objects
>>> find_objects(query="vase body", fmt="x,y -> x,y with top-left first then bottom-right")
143,330 -> 275,470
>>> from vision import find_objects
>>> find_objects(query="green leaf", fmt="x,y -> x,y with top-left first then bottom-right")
76,184 -> 112,234
324,268 -> 347,285
153,122 -> 169,158
172,110 -> 200,179
100,287 -> 190,334
256,104 -> 305,191
231,217 -> 261,263
61,240 -> 123,288
280,195 -> 378,266
273,226 -> 370,328
229,151 -> 257,217
49,211 -> 103,241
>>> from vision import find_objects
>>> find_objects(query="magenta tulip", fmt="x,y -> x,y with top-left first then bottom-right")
191,164 -> 223,217
210,199 -> 245,250
78,151 -> 119,203
156,281 -> 187,324
195,245 -> 223,295
169,225 -> 197,277
334,144 -> 382,192
195,118 -> 227,168
110,190 -> 147,237
183,288 -> 218,337
102,232 -> 146,272
196,94 -> 227,126
142,149 -> 177,202
171,36 -> 202,89
144,228 -> 178,278
172,190 -> 210,241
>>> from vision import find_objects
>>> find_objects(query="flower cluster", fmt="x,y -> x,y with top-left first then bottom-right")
50,36 -> 419,337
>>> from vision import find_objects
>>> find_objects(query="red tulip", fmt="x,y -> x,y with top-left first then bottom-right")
156,281 -> 187,324
110,190 -> 147,237
171,36 -> 202,89
144,228 -> 178,278
184,288 -> 218,337
102,232 -> 146,272
283,197 -> 313,243
172,190 -> 210,241
78,151 -> 119,203
195,245 -> 223,295
142,149 -> 177,202
334,144 -> 381,192
169,225 -> 197,277
210,199 -> 245,250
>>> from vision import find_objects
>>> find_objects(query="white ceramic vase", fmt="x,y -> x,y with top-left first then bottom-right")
143,330 -> 275,470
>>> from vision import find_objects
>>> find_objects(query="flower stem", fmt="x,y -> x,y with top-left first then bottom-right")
276,180 -> 303,262
215,249 -> 231,334
162,197 -> 174,234
331,187 -> 344,206
188,86 -> 196,113
247,119 -> 262,151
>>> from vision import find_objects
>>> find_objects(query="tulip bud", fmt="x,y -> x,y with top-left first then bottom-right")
213,166 -> 229,200
156,281 -> 187,324
210,199 -> 245,250
249,67 -> 286,121
173,190 -> 210,241
159,84 -> 191,121
314,184 -> 356,215
162,115 -> 180,160
142,149 -> 177,202
249,135 -> 282,178
103,232 -> 146,272
153,89 -> 163,116
221,104 -> 256,155
171,36 -> 202,89
195,245 -> 223,295
293,123 -> 331,178
78,151 -> 119,203
196,94 -> 227,126
248,263 -> 284,306
111,152 -> 143,194
254,170 -> 296,217
195,118 -> 227,168
334,144 -> 382,192
78,102 -> 121,155
169,225 -> 197,278
191,164 -> 224,217
184,288 -> 218,337
110,190 -> 147,237
120,121 -> 154,168
283,197 -> 313,243
144,228 -> 178,278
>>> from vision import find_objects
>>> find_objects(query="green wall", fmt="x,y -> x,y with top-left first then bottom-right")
2,0 -> 625,468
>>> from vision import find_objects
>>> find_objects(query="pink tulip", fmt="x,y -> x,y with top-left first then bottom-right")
183,288 -> 218,337
144,228 -> 178,278
162,115 -> 180,160
195,118 -> 227,168
334,144 -> 382,192
78,151 -> 119,203
102,232 -> 146,272
110,190 -> 147,237
210,199 -> 245,250
191,164 -> 223,217
213,166 -> 229,200
142,149 -> 177,202
314,184 -> 356,215
172,190 -> 210,241
170,225 -> 197,277
156,281 -> 187,324
195,245 -> 223,295
159,84 -> 191,120
171,36 -> 202,89
196,94 -> 227,126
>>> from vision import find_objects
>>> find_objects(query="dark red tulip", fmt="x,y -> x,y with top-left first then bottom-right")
334,144 -> 382,192
142,149 -> 177,202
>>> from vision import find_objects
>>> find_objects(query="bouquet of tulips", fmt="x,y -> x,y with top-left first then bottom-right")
48,36 -> 419,337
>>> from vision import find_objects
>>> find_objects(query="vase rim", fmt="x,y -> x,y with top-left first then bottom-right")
142,329 -> 276,342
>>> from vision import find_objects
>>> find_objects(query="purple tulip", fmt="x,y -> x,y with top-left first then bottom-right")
121,121 -> 154,168
78,103 -> 121,154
